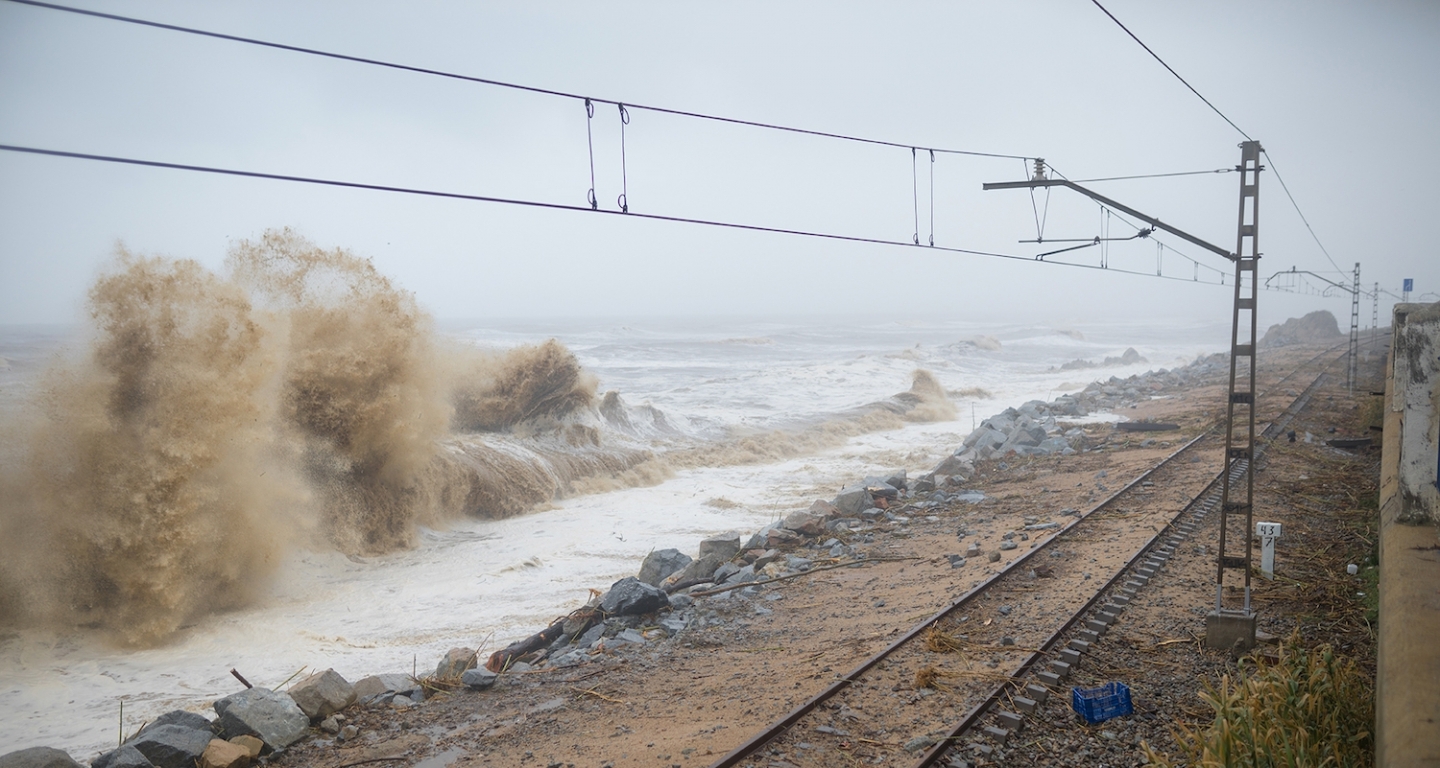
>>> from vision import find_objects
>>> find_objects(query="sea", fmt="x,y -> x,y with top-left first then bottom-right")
0,314 -> 1228,759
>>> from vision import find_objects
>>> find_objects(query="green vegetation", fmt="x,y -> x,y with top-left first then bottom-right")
1145,633 -> 1373,768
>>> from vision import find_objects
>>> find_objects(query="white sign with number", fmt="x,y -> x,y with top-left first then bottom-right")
1256,522 -> 1282,579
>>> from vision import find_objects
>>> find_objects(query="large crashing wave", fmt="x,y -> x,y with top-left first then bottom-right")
0,230 -> 958,645
0,230 -> 643,645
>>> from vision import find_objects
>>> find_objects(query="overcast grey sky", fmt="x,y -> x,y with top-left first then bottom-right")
1,0 -> 1435,327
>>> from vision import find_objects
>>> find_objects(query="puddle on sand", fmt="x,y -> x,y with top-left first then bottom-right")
413,748 -> 467,768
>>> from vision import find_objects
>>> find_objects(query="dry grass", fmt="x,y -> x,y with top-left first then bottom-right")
914,665 -> 953,690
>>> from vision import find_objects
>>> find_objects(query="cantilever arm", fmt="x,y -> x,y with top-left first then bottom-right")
983,178 -> 1234,261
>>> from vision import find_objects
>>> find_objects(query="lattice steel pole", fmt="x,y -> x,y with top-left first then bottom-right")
1208,140 -> 1262,650
1348,263 -> 1360,390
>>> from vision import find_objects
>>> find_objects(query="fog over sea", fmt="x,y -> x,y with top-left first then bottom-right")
0,305 -> 1227,759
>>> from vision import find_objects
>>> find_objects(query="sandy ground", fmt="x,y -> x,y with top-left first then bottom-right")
268,341 -> 1380,768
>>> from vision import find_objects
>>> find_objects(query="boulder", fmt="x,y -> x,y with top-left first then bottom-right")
697,532 -> 744,561
138,711 -> 214,737
287,668 -> 356,721
807,499 -> 841,519
598,576 -> 669,616
883,470 -> 908,491
862,479 -> 899,500
930,454 -> 973,480
0,748 -> 83,768
832,485 -> 872,516
434,648 -> 477,679
711,562 -> 741,584
90,746 -> 152,768
637,548 -> 692,586
461,668 -> 499,690
198,740 -> 249,768
781,509 -> 826,537
721,564 -> 758,585
125,725 -> 212,768
212,688 -> 308,751
765,527 -> 801,548
352,674 -> 417,706
227,737 -> 262,760
661,553 -> 724,592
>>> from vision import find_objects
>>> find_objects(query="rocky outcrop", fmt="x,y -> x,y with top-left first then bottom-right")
1262,310 -> 1342,347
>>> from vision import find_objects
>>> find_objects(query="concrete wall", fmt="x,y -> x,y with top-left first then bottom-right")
1377,301 -> 1440,768
1388,302 -> 1440,523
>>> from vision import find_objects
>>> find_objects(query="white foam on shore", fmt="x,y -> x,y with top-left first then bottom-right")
0,317 -> 1225,759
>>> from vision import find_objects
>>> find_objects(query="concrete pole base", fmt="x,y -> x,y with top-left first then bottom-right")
1204,609 -> 1257,651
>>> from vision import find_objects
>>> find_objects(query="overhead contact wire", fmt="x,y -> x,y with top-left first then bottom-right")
2,0 -> 1029,161
0,142 -> 1233,289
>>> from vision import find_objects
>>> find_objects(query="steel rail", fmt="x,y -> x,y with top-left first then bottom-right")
915,347 -> 1343,767
709,429 -> 1213,767
712,342 -> 1347,768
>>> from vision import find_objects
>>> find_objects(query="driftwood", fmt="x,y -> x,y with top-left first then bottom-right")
486,618 -> 566,672
1116,421 -> 1180,432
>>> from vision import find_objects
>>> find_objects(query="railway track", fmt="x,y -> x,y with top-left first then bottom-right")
710,345 -> 1346,768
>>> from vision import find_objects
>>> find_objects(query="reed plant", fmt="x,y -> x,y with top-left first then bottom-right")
1144,633 -> 1372,767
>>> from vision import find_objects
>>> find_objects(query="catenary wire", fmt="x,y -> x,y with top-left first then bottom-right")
0,142 -> 1236,289
1088,0 -> 1252,141
2,0 -> 1028,161
1261,149 -> 1347,276
1065,168 -> 1233,183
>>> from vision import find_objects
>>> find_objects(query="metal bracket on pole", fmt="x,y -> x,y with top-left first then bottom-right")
982,147 -> 1263,650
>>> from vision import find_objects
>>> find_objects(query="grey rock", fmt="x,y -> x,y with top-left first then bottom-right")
667,593 -> 695,609
353,673 -> 418,706
90,745 -> 151,768
661,553 -> 725,592
212,687 -> 309,750
833,485 -> 872,516
637,548 -> 692,587
722,564 -> 758,585
124,725 -> 212,768
612,628 -> 646,646
319,715 -> 342,735
338,725 -> 359,741
711,562 -> 741,584
434,647 -> 477,679
999,540 -> 1018,551
0,748 -> 83,768
137,711 -> 213,738
883,470 -> 908,491
575,623 -> 607,649
548,651 -> 587,669
999,605 -> 1013,616
288,668 -> 356,721
599,576 -> 669,616
697,532 -> 744,561
784,555 -> 812,571
462,667 -> 499,689
781,509 -> 826,537
862,479 -> 899,499
808,499 -> 842,518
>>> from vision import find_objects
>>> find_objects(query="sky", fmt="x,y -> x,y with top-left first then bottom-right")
0,0 -> 1436,328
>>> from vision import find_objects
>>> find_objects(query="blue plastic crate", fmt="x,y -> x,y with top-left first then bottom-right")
1071,681 -> 1133,724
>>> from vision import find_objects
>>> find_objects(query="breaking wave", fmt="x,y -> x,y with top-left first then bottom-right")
0,230 -> 958,645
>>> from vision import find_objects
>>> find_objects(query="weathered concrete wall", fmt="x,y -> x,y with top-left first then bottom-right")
1376,301 -> 1440,768
1389,302 -> 1440,523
